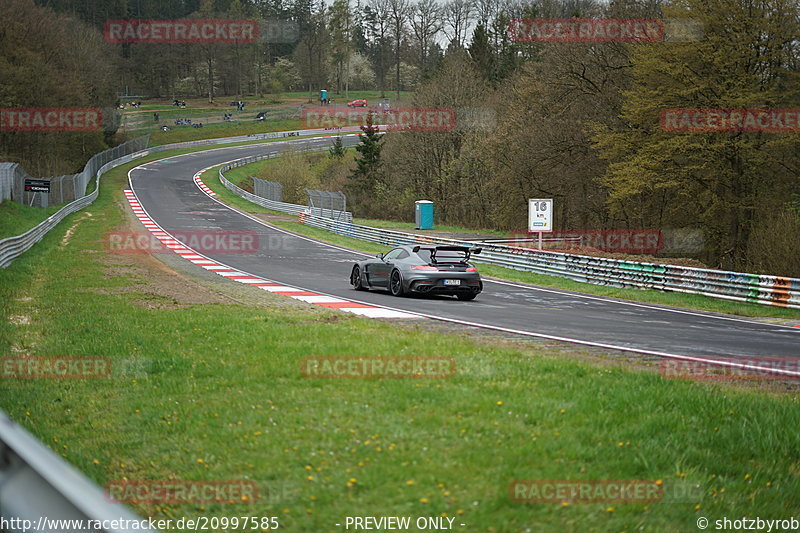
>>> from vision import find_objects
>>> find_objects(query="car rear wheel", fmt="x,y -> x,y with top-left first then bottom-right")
389,270 -> 405,297
351,266 -> 367,291
457,292 -> 477,301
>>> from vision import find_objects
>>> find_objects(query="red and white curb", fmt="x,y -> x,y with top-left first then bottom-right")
193,170 -> 216,196
124,189 -> 417,319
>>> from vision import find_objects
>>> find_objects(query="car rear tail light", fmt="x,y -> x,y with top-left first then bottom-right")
466,267 -> 477,272
411,265 -> 438,271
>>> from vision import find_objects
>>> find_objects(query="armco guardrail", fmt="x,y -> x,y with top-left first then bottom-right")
0,409 -> 158,532
0,136 -> 151,268
219,154 -> 354,223
299,213 -> 800,310
219,154 -> 308,216
0,129 -> 324,268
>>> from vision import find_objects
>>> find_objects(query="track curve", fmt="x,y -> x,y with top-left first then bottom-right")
127,135 -> 800,371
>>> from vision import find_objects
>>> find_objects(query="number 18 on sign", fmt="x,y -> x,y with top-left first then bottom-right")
528,199 -> 553,250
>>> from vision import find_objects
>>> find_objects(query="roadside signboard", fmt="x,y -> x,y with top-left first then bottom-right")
528,199 -> 552,232
528,199 -> 553,250
24,179 -> 50,193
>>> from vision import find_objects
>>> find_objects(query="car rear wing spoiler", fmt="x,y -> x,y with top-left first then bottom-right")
412,245 -> 482,263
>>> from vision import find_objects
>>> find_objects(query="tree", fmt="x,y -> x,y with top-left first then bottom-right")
410,1 -> 442,77
347,113 -> 385,215
329,0 -> 354,95
330,136 -> 346,158
0,0 -> 115,177
442,0 -> 473,48
380,52 -> 490,224
388,0 -> 410,99
365,0 -> 392,97
195,0 -> 218,103
468,23 -> 493,81
339,53 -> 376,90
475,0 -> 499,26
294,1 -> 330,100
591,0 -> 800,268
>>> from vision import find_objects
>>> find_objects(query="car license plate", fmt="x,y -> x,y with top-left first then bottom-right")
443,279 -> 461,286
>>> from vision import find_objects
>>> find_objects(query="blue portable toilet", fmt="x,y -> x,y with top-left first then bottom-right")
415,200 -> 434,229
320,89 -> 328,103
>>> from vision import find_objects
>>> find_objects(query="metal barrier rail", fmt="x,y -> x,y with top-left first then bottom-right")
0,409 -> 157,531
218,154 -> 308,216
299,213 -> 800,309
218,153 -> 354,223
0,140 -> 151,268
0,129 -> 331,268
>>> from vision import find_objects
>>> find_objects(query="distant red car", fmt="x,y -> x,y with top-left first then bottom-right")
347,99 -> 368,107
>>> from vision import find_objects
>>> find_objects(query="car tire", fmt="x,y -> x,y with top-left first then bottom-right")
389,269 -> 405,297
456,292 -> 477,301
351,265 -> 367,291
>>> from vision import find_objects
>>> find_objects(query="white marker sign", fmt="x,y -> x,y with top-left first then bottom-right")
528,199 -> 553,232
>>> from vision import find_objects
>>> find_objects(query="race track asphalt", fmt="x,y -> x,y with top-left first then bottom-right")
129,135 -> 800,365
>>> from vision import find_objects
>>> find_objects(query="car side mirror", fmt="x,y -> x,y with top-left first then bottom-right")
376,253 -> 383,259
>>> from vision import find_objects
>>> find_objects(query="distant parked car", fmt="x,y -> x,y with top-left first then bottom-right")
347,99 -> 368,107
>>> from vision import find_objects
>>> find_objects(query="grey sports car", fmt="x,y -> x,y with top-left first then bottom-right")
350,244 -> 483,300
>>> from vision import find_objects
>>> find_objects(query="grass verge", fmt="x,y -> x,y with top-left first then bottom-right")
0,200 -> 63,239
1,147 -> 799,532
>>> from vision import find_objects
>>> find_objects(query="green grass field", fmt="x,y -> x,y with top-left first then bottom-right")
120,91 -> 412,141
2,147 -> 799,532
